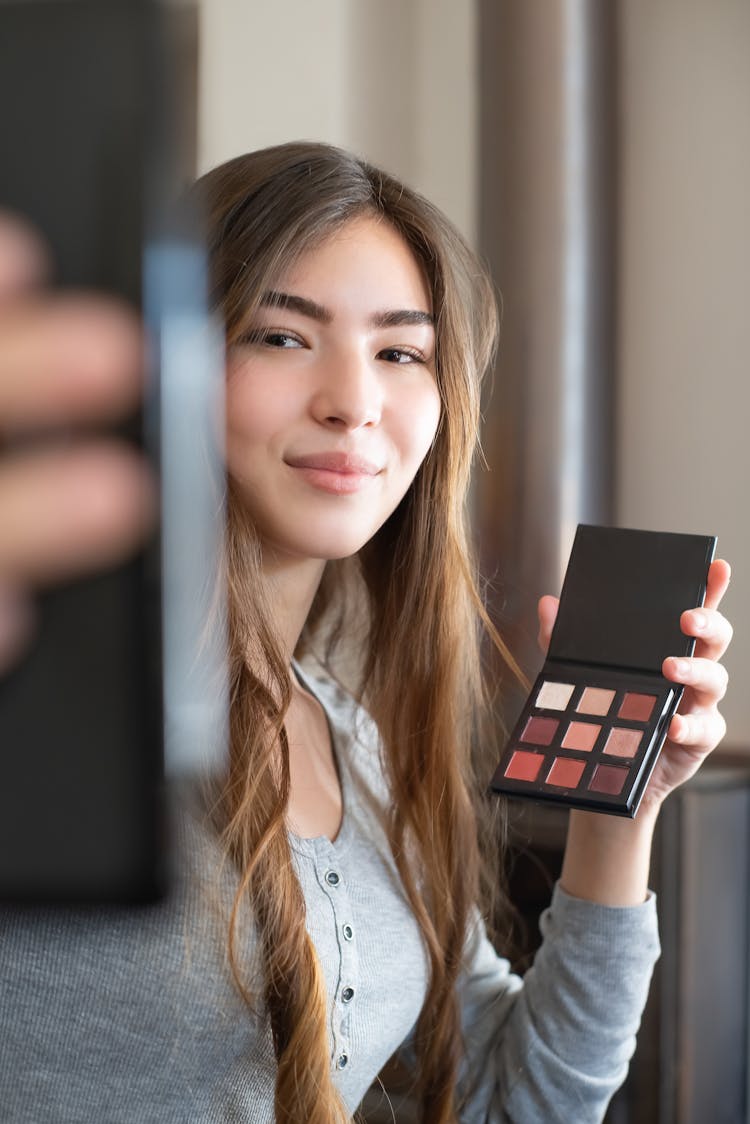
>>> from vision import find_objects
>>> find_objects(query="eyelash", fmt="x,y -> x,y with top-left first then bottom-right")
241,329 -> 303,349
239,330 -> 426,365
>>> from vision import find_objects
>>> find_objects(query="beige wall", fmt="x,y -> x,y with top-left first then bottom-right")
197,0 -> 478,243
617,0 -> 750,746
197,0 -> 749,745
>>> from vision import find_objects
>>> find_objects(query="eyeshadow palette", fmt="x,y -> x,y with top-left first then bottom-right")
491,525 -> 717,816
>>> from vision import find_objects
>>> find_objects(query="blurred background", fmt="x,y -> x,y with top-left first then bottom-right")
192,3 -> 750,1121
197,0 -> 749,752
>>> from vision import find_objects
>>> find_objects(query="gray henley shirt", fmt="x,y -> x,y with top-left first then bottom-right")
0,666 -> 660,1122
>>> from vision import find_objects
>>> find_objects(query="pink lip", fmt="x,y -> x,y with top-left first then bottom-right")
285,451 -> 383,495
286,451 -> 382,474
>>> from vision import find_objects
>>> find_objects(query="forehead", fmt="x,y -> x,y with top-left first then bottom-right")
272,216 -> 433,315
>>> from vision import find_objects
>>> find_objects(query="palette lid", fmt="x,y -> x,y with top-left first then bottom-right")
548,525 -> 716,673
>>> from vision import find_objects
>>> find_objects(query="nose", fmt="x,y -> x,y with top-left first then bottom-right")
309,347 -> 383,430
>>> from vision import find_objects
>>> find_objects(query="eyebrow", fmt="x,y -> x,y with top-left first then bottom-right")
261,290 -> 434,329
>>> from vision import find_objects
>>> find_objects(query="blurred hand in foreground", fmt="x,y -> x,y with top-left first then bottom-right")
0,212 -> 155,672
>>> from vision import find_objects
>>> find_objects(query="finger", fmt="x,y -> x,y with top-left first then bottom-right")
704,558 -> 731,611
0,211 -> 50,298
679,605 -> 733,661
668,708 -> 726,750
537,595 -> 559,654
0,443 -> 156,584
0,295 -> 143,430
0,583 -> 36,676
663,654 -> 729,707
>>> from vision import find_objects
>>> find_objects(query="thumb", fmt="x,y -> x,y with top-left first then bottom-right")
537,595 -> 559,655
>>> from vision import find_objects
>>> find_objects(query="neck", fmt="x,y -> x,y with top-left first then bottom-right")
261,552 -> 327,663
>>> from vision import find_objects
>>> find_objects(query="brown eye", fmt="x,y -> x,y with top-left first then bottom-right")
377,346 -> 424,364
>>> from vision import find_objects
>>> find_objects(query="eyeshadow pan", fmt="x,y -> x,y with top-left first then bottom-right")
520,716 -> 558,746
576,687 -> 616,716
561,721 -> 600,752
589,763 -> 628,795
505,750 -> 544,782
535,680 -> 575,710
603,727 -> 642,759
546,757 -> 585,788
618,692 -> 656,721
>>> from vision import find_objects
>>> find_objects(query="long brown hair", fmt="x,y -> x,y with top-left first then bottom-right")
195,142 -> 519,1123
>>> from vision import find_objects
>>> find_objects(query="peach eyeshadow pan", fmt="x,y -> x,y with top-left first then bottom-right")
577,687 -> 615,716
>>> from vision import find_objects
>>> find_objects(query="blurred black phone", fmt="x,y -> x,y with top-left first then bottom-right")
0,0 -> 227,902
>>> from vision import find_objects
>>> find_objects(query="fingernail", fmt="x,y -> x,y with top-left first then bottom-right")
673,659 -> 690,679
692,611 -> 707,631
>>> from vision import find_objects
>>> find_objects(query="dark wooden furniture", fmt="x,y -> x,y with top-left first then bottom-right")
505,751 -> 750,1124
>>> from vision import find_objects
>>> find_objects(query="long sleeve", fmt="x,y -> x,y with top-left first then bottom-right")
455,883 -> 660,1122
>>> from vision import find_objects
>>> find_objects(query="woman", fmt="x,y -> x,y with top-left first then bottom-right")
0,143 -> 732,1123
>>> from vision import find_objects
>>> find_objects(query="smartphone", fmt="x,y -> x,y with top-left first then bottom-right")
0,0 -> 227,902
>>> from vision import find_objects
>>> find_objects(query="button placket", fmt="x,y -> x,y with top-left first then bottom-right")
316,847 -> 359,1073
334,912 -> 358,1067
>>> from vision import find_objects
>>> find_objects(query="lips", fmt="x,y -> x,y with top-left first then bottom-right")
284,450 -> 383,494
286,451 -> 382,474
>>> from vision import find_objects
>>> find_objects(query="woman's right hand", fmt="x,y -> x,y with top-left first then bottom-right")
0,213 -> 155,672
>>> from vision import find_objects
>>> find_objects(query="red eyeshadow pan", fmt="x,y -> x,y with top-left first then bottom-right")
561,721 -> 600,752
505,750 -> 544,782
520,716 -> 558,745
589,763 -> 628,795
618,692 -> 656,721
546,757 -> 585,788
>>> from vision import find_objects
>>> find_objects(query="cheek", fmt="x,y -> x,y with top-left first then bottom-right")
398,380 -> 442,467
224,371 -> 286,451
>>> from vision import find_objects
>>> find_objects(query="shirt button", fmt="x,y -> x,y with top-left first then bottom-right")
325,870 -> 340,887
342,923 -> 354,941
341,986 -> 355,1003
337,1053 -> 349,1069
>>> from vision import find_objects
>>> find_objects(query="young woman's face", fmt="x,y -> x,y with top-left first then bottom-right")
225,216 -> 441,565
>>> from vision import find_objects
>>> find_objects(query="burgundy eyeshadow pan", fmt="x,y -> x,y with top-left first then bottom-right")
589,763 -> 629,795
520,716 -> 558,746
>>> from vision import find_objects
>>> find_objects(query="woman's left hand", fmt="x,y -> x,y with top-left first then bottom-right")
538,558 -> 733,815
